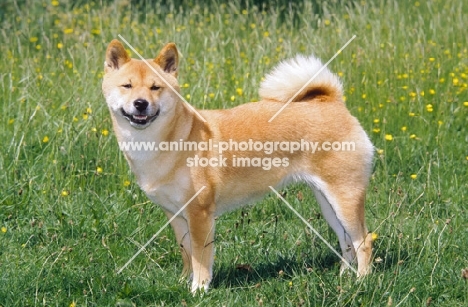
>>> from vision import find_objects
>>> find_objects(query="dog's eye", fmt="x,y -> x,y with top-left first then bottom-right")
122,84 -> 132,89
150,85 -> 161,91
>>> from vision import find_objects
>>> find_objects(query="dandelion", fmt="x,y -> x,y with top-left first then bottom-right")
401,126 -> 407,132
410,174 -> 417,180
429,57 -> 435,62
236,88 -> 243,96
362,94 -> 367,99
324,19 -> 331,26
61,190 -> 70,197
426,104 -> 434,112
64,28 -> 73,34
371,232 -> 378,241
464,101 -> 468,107
185,94 -> 191,100
96,167 -> 103,174
1,226 -> 6,233
123,180 -> 131,187
288,281 -> 293,287
372,128 -> 381,133
409,112 -> 415,117
57,42 -> 63,49
230,95 -> 235,101
409,92 -> 417,98
8,119 -> 14,124
208,93 -> 215,99
82,113 -> 88,120
43,136 -> 49,143
377,149 -> 384,155
373,119 -> 380,124
438,121 -> 443,126
51,0 -> 59,6
385,134 -> 393,141
29,37 -> 38,43
101,129 -> 109,136
263,31 -> 269,37
69,301 -> 76,307
410,134 -> 417,139
429,89 -> 436,95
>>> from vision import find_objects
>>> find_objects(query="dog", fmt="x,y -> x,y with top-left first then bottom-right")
102,39 -> 374,293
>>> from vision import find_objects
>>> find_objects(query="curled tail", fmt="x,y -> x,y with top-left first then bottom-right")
259,54 -> 343,103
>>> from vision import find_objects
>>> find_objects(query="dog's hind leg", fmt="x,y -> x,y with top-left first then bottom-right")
310,186 -> 355,273
309,179 -> 372,276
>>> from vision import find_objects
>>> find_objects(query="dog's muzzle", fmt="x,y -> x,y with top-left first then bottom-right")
121,99 -> 160,129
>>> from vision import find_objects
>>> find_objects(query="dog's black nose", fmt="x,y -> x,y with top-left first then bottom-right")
134,99 -> 149,112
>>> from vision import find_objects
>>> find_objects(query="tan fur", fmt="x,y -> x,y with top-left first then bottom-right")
102,40 -> 374,293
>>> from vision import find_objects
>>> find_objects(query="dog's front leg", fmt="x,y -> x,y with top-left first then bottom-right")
164,210 -> 192,281
186,204 -> 215,294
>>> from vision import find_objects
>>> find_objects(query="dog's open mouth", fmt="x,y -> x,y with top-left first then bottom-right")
121,108 -> 160,128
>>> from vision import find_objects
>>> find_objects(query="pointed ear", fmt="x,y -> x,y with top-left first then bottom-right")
154,43 -> 178,77
105,39 -> 130,71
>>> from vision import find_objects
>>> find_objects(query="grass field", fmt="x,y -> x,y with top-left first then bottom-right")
1,0 -> 467,306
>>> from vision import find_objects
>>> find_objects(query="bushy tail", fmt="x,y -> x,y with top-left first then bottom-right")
259,54 -> 343,103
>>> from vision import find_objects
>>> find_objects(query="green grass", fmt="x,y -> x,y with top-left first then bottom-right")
1,0 -> 467,306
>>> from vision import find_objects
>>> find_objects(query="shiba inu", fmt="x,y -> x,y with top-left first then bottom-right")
102,39 -> 374,293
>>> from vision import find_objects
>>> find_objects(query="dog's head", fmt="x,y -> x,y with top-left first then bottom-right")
102,40 -> 180,130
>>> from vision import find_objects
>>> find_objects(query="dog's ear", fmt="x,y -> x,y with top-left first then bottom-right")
105,39 -> 130,72
154,43 -> 178,77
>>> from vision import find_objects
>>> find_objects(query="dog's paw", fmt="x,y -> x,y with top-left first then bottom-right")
190,280 -> 210,295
